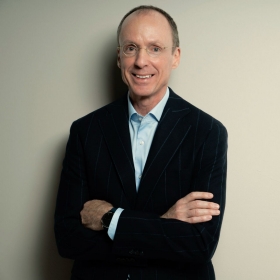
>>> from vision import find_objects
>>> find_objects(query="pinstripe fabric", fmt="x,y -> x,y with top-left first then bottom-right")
55,88 -> 227,280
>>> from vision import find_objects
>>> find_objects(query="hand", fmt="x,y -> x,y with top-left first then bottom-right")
80,200 -> 113,231
161,192 -> 220,223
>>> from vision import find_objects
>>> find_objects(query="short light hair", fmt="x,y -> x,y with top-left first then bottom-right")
117,5 -> 180,51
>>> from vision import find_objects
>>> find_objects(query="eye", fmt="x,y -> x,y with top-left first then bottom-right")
150,45 -> 162,53
124,44 -> 137,53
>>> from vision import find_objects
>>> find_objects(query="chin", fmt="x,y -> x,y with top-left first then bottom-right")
129,86 -> 156,98
130,91 -> 154,99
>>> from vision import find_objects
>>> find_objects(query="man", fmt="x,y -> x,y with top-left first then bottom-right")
55,5 -> 227,280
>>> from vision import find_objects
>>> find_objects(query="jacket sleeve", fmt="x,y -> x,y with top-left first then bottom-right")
112,121 -> 228,264
54,120 -> 116,261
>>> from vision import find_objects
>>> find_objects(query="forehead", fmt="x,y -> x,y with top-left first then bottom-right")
119,10 -> 173,44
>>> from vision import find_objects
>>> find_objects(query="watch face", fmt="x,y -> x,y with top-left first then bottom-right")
101,211 -> 114,229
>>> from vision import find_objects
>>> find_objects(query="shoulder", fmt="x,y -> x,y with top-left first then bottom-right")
71,95 -> 127,128
169,88 -> 227,133
168,88 -> 227,144
67,95 -> 127,140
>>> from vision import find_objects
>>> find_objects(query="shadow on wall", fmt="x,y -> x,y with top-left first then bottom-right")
106,54 -> 128,101
101,35 -> 128,102
36,42 -> 127,279
36,137 -> 73,280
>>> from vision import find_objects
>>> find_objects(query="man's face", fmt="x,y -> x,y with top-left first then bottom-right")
118,11 -> 180,102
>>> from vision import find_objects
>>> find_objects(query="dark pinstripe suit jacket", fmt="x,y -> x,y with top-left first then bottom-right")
55,88 -> 227,280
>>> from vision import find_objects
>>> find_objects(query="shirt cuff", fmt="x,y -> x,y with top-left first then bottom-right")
107,208 -> 124,240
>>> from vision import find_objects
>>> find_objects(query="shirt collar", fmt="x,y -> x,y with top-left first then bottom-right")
127,87 -> 170,121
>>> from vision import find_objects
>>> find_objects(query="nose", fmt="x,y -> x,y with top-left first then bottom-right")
134,48 -> 149,68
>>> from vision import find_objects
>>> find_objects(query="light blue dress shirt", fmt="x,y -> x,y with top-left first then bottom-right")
108,88 -> 170,240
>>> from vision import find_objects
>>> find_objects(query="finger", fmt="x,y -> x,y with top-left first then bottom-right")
188,200 -> 220,210
186,215 -> 213,224
188,208 -> 220,218
181,192 -> 214,203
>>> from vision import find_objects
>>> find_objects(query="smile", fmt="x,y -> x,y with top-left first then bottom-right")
133,74 -> 153,79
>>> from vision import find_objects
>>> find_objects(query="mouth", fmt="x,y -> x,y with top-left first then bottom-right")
132,74 -> 154,79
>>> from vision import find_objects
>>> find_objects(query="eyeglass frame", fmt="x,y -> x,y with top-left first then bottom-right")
117,43 -> 174,57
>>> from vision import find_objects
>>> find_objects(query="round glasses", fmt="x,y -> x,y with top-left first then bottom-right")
118,43 -> 171,57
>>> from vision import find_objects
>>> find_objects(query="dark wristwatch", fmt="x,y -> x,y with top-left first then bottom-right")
101,207 -> 117,231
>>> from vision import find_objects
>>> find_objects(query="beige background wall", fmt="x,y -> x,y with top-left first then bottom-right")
0,0 -> 279,279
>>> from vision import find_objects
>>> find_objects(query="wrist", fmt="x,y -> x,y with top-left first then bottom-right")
101,207 -> 117,231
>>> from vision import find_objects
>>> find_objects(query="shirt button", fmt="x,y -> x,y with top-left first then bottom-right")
139,140 -> 144,145
139,175 -> 142,179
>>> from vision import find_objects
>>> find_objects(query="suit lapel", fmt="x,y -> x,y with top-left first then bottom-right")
135,91 -> 192,210
98,96 -> 137,208
97,90 -> 192,210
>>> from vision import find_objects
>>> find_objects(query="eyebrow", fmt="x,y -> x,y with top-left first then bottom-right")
121,40 -> 165,46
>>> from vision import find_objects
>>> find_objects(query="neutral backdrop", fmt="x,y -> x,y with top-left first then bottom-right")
1,0 -> 280,279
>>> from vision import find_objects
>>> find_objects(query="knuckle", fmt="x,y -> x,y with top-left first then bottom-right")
194,200 -> 200,208
189,217 -> 196,224
176,199 -> 183,206
193,209 -> 199,216
189,192 -> 196,199
174,203 -> 182,211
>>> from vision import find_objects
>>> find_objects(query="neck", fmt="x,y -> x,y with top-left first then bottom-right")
129,89 -> 167,116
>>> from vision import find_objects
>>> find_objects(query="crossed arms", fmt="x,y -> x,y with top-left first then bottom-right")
55,112 -> 227,263
80,192 -> 221,231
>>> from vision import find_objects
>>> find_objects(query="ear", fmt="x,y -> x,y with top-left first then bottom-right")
172,47 -> 181,69
117,48 -> 121,68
